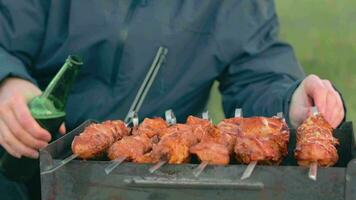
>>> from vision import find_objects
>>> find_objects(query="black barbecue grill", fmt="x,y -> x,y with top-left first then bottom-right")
40,120 -> 356,200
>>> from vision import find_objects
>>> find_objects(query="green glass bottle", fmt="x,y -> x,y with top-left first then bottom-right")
0,55 -> 83,182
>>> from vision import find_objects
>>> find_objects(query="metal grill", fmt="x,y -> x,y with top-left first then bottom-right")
40,121 -> 356,200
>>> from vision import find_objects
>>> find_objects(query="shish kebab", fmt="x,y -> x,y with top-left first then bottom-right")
190,111 -> 236,177
146,112 -> 201,173
40,46 -> 168,175
217,109 -> 290,180
295,107 -> 339,181
105,115 -> 169,174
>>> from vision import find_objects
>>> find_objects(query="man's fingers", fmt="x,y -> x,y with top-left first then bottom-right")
322,80 -> 345,128
325,91 -> 339,127
59,123 -> 66,135
0,120 -> 39,158
304,75 -> 328,115
0,126 -> 21,158
0,107 -> 47,149
9,94 -> 51,142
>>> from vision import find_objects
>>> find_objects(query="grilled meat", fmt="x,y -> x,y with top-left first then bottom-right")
188,116 -> 235,165
295,114 -> 339,167
108,117 -> 167,161
144,124 -> 199,164
221,116 -> 289,164
72,120 -> 129,159
132,117 -> 168,138
190,142 -> 230,165
107,134 -> 152,161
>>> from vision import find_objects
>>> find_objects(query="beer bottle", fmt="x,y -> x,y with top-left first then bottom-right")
0,55 -> 83,182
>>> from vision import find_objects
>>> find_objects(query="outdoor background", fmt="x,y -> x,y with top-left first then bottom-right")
207,0 -> 356,124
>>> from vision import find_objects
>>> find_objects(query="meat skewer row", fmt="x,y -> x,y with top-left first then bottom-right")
295,107 -> 339,181
188,114 -> 235,177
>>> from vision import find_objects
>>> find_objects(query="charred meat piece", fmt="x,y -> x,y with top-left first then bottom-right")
221,116 -> 289,164
186,115 -> 212,141
190,142 -> 230,165
107,134 -> 152,161
108,117 -> 168,162
189,116 -> 235,165
132,117 -> 168,138
146,124 -> 199,164
295,114 -> 339,167
72,120 -> 129,159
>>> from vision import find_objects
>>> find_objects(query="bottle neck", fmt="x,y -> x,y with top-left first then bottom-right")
29,55 -> 82,119
42,56 -> 82,107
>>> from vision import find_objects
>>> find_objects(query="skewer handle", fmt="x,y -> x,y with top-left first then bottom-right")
308,162 -> 318,181
193,161 -> 209,177
202,111 -> 209,120
125,111 -> 139,126
124,46 -> 167,123
149,160 -> 166,173
312,106 -> 319,116
41,154 -> 78,175
104,157 -> 127,175
240,161 -> 257,180
165,109 -> 176,125
235,108 -> 243,118
276,112 -> 283,118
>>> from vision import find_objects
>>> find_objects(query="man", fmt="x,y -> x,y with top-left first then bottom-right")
0,0 -> 345,199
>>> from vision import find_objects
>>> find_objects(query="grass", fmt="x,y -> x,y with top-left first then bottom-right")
208,0 -> 356,124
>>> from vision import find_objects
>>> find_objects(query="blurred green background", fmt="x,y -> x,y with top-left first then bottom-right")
207,0 -> 356,123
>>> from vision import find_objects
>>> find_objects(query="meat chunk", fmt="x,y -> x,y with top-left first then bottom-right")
72,120 -> 129,159
108,117 -> 168,162
188,116 -> 235,165
295,114 -> 339,167
146,124 -> 198,164
221,116 -> 289,164
190,142 -> 230,165
132,117 -> 168,138
107,135 -> 152,161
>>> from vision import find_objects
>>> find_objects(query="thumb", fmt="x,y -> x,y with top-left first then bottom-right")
59,123 -> 66,135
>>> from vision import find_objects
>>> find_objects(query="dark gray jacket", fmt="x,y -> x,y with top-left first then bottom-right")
0,0 -> 305,130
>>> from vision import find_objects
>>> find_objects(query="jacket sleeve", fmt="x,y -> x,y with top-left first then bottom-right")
0,0 -> 47,84
215,1 -> 305,124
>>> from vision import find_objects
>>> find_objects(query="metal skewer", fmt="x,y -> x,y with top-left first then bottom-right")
240,111 -> 285,180
148,109 -> 176,174
41,154 -> 79,175
309,162 -> 318,181
124,46 -> 168,123
104,157 -> 127,175
149,160 -> 167,173
234,108 -> 257,180
193,161 -> 209,177
192,111 -> 211,177
104,111 -> 139,175
308,106 -> 319,181
41,47 -> 168,175
235,108 -> 243,118
240,161 -> 257,180
104,47 -> 168,174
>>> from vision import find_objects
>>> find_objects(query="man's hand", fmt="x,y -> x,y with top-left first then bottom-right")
0,78 -> 64,159
289,74 -> 345,128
